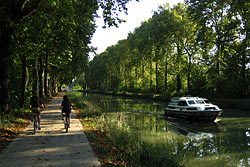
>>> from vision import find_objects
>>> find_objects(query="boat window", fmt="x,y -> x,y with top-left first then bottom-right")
178,101 -> 188,106
186,107 -> 197,110
187,100 -> 195,105
204,100 -> 211,104
195,100 -> 205,104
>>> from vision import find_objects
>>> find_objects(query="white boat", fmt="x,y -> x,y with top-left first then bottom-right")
165,97 -> 223,121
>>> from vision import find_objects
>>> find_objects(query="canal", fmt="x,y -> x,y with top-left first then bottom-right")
75,92 -> 250,167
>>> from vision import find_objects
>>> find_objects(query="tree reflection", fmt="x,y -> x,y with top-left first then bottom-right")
73,92 -> 250,167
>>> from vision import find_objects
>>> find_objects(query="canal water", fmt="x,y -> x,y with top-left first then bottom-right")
78,92 -> 250,167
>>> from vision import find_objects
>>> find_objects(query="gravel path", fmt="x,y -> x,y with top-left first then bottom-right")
0,93 -> 101,167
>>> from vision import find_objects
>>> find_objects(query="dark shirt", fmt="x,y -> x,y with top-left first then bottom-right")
30,96 -> 42,107
61,100 -> 72,113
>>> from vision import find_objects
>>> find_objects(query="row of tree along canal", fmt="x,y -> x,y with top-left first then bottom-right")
81,1 -> 250,105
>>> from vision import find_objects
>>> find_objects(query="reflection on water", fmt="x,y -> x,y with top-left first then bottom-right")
166,118 -> 220,137
79,92 -> 250,167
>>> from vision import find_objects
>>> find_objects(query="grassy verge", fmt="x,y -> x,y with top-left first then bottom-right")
0,95 -> 53,153
77,113 -> 127,166
75,109 -> 181,167
0,108 -> 31,153
70,92 -> 182,167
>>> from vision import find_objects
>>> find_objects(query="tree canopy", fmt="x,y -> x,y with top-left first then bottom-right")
1,0 -> 250,114
86,1 -> 250,99
0,0 -> 138,114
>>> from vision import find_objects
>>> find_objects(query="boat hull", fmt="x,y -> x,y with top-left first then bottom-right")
164,109 -> 222,121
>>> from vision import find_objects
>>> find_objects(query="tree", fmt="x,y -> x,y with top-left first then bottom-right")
0,0 -> 41,114
0,0 -> 138,114
186,0 -> 250,97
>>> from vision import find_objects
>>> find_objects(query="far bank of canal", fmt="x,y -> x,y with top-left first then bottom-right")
82,90 -> 250,110
70,91 -> 250,167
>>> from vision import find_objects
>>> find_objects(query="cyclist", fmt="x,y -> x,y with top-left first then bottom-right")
30,91 -> 44,130
60,95 -> 72,128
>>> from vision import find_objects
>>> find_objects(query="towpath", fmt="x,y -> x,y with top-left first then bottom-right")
0,93 -> 101,167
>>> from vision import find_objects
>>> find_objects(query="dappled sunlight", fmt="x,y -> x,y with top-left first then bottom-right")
0,94 -> 100,167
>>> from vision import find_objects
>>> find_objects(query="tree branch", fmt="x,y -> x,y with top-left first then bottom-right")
17,0 -> 29,11
15,0 -> 42,22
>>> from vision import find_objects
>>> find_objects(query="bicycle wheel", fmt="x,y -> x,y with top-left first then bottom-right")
65,117 -> 69,133
33,116 -> 37,134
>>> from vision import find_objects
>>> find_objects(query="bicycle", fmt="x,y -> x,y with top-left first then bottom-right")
63,112 -> 69,133
31,107 -> 42,134
33,112 -> 38,134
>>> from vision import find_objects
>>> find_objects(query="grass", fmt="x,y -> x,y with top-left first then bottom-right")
69,92 -> 183,167
78,115 -> 127,166
76,111 -> 182,167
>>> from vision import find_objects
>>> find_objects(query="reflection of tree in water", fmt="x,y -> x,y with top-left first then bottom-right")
80,92 -> 250,167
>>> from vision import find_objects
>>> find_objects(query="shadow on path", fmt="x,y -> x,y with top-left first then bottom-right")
0,93 -> 101,167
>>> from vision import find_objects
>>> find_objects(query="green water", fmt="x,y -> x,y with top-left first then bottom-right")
78,92 -> 250,167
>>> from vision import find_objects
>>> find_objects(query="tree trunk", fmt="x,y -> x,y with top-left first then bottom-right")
32,59 -> 39,94
51,79 -> 54,95
58,84 -> 62,92
176,44 -> 182,93
141,63 -> 145,88
44,50 -> 48,97
177,74 -> 181,93
20,54 -> 27,108
48,79 -> 51,96
150,61 -> 153,89
52,80 -> 58,95
164,59 -> 168,91
184,46 -> 192,93
50,72 -> 58,95
155,62 -> 159,94
39,57 -> 44,98
240,45 -> 246,97
187,55 -> 191,92
0,24 -> 13,114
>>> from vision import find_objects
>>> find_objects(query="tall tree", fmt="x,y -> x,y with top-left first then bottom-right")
0,0 -> 138,114
0,0 -> 41,114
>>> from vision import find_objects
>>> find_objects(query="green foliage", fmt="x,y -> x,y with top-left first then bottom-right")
71,90 -> 182,167
0,108 -> 31,129
84,1 -> 250,99
0,0 -> 137,113
86,3 -> 196,96
102,119 -> 180,167
68,92 -> 102,117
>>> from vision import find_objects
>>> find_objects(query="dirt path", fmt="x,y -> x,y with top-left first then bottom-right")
0,93 -> 101,167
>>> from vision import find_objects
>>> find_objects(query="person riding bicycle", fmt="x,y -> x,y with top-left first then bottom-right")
60,95 -> 72,128
30,91 -> 44,130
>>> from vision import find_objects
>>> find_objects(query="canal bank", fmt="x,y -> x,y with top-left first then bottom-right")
69,91 -> 250,167
78,90 -> 250,110
213,98 -> 250,110
80,90 -> 170,101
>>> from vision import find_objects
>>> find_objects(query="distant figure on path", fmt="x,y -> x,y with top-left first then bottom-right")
60,95 -> 72,127
30,91 -> 44,130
